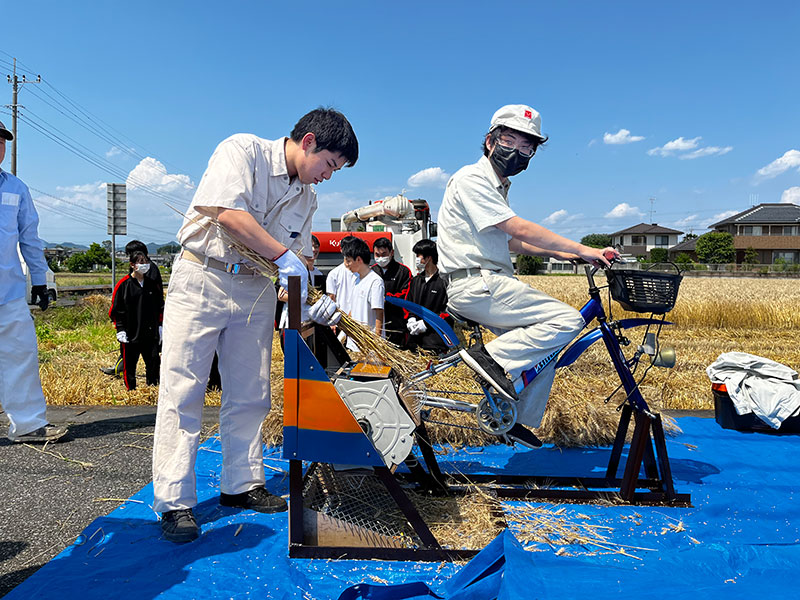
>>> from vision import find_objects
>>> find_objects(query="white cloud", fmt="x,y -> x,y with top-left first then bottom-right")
701,210 -> 738,228
126,157 -> 195,194
603,128 -> 644,145
605,203 -> 644,219
543,209 -> 569,225
674,214 -> 699,227
648,136 -> 734,160
105,146 -> 122,158
647,137 -> 701,157
679,146 -> 733,160
755,149 -> 800,181
41,158 -> 196,242
52,181 -> 107,211
781,186 -> 800,204
407,167 -> 450,188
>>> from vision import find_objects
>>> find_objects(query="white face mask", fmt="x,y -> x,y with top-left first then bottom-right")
375,256 -> 391,268
135,263 -> 150,274
415,258 -> 425,272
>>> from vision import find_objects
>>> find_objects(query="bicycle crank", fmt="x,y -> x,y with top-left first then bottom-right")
476,396 -> 517,435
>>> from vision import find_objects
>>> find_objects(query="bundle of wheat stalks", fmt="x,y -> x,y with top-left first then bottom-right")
208,217 -> 426,378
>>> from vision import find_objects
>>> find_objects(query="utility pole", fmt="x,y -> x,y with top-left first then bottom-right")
5,57 -> 42,175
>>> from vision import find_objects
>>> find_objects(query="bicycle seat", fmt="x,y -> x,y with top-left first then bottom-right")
448,310 -> 482,329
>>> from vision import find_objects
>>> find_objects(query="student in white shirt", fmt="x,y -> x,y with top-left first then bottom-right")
341,237 -> 384,352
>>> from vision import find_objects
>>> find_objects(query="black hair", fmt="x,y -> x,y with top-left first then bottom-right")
412,239 -> 438,264
339,234 -> 357,255
311,234 -> 320,247
481,125 -> 548,157
125,240 -> 148,258
342,237 -> 371,264
129,251 -> 148,272
290,107 -> 359,167
373,237 -> 393,251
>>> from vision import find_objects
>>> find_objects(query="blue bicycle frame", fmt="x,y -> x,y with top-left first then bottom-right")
386,265 -> 670,414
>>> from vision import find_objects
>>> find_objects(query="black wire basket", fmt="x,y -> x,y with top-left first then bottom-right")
606,267 -> 683,314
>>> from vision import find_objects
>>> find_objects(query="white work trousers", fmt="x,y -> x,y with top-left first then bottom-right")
0,297 -> 49,439
447,272 -> 585,428
152,258 -> 276,513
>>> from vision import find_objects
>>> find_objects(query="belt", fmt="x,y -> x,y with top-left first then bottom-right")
181,249 -> 256,276
447,268 -> 486,282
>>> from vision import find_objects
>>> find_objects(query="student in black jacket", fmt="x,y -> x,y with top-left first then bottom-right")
405,239 -> 453,354
103,240 -> 162,376
371,236 -> 411,346
109,251 -> 164,390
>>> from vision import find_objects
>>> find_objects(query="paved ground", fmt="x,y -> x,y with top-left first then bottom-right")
0,406 -> 712,598
0,406 -> 219,598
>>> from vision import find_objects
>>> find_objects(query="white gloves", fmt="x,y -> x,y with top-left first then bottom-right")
407,317 -> 427,335
274,250 -> 308,304
158,326 -> 163,344
278,296 -> 342,328
116,330 -> 129,344
309,295 -> 341,326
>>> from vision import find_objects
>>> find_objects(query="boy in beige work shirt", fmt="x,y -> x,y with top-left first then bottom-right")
153,108 -> 357,543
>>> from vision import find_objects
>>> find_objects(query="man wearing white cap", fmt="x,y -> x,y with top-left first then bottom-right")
0,120 -> 68,443
437,105 -> 618,449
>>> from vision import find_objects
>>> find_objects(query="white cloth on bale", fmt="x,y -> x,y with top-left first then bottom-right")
707,352 -> 800,429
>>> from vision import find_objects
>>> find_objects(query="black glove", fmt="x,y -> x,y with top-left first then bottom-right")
31,284 -> 49,311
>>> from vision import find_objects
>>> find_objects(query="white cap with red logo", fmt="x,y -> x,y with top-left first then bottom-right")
489,104 -> 544,140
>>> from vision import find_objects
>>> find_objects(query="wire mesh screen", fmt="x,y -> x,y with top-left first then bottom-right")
303,463 -> 419,546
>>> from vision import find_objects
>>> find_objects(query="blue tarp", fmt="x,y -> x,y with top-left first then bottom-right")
6,417 -> 800,599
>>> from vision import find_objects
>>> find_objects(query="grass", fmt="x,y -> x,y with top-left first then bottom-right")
35,277 -> 800,419
55,272 -> 171,287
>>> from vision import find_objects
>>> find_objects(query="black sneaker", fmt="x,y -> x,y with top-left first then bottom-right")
503,424 -> 543,450
220,487 -> 288,513
459,344 -> 518,402
99,366 -> 118,376
10,424 -> 68,443
160,509 -> 199,543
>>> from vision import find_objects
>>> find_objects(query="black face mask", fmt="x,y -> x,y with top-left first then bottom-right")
489,143 -> 531,178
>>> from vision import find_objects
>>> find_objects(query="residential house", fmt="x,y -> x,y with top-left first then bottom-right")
610,224 -> 683,258
667,236 -> 698,261
709,203 -> 800,264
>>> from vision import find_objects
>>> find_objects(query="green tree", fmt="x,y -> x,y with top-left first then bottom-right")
517,254 -> 543,275
695,232 -> 735,264
674,253 -> 693,267
649,247 -> 668,263
65,252 -> 92,273
681,233 -> 698,242
65,243 -> 112,273
743,247 -> 758,267
158,242 -> 181,254
580,233 -> 612,248
84,243 -> 112,268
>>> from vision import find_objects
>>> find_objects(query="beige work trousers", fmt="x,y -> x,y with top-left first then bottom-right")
152,258 -> 276,513
447,271 -> 585,428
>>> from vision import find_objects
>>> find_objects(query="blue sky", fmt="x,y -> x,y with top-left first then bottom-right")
2,1 -> 798,246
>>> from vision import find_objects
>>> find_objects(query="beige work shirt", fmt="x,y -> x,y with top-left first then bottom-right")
178,134 -> 317,264
436,156 -> 516,276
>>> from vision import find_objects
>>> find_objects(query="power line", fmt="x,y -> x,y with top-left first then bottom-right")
18,110 -> 193,208
30,186 -> 181,239
1,49 -> 197,181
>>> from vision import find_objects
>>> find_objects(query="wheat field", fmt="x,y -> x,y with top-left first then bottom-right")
36,276 -> 799,439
